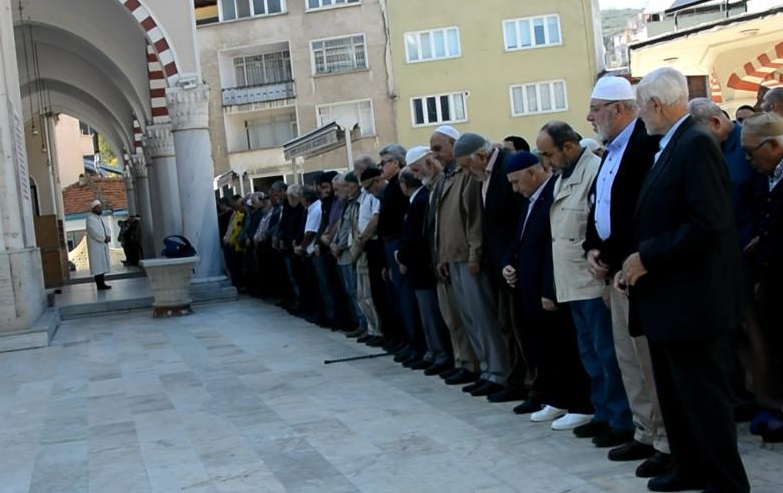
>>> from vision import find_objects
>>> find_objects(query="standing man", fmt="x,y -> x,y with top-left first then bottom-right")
761,87 -> 783,118
86,199 -> 111,290
621,66 -> 749,492
583,76 -> 671,477
537,121 -> 633,437
438,134 -> 509,397
457,133 -> 528,404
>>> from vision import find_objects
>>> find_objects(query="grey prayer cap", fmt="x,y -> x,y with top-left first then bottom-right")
453,132 -> 487,159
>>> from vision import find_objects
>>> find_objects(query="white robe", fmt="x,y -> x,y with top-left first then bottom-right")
86,213 -> 111,276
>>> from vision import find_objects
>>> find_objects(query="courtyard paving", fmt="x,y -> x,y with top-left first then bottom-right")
1,298 -> 781,493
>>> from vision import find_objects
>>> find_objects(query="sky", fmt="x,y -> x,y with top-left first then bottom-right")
598,0 -> 650,9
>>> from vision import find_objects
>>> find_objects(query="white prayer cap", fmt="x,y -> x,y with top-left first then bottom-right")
591,76 -> 635,101
90,199 -> 102,209
405,145 -> 432,165
434,125 -> 460,141
580,138 -> 603,153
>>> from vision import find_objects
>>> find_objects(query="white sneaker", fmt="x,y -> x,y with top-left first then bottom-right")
530,405 -> 567,423
551,413 -> 594,431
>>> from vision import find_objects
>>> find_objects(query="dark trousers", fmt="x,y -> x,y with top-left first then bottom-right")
365,239 -> 402,343
498,288 -> 529,390
648,336 -> 750,492
94,273 -> 108,288
313,251 -> 349,328
384,238 -> 424,353
519,306 -> 592,413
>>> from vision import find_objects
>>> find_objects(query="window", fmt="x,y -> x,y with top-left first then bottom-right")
510,80 -> 568,116
503,14 -> 562,51
316,99 -> 375,137
219,0 -> 284,21
246,113 -> 298,149
234,51 -> 292,87
411,92 -> 467,127
404,27 -> 460,63
307,0 -> 359,10
311,35 -> 367,75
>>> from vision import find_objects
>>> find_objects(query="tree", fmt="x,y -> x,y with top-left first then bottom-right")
97,134 -> 117,165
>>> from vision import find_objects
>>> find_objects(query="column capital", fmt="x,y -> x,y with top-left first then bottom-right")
131,153 -> 148,179
166,83 -> 210,132
143,123 -> 175,160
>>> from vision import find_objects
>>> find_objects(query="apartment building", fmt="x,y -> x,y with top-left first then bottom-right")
195,0 -> 397,189
386,0 -> 604,146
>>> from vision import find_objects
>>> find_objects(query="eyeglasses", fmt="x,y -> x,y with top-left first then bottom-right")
588,100 -> 620,114
743,139 -> 772,157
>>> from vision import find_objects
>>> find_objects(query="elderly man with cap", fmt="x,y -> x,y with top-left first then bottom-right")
537,120 -> 634,439
583,76 -> 671,476
501,151 -> 593,424
418,127 -> 480,385
742,112 -> 783,439
86,199 -> 112,290
397,147 -> 454,375
436,131 -> 509,397
456,132 -> 529,404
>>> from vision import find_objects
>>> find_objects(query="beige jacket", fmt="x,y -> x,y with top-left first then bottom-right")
550,149 -> 604,302
437,166 -> 483,264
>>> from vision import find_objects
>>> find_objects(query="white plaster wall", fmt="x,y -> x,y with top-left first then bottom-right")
56,115 -> 89,188
147,0 -> 201,77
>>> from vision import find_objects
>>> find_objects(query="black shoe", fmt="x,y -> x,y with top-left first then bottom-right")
462,379 -> 489,393
409,359 -> 432,370
574,419 -> 610,439
366,337 -> 388,348
357,334 -> 373,343
592,427 -> 635,448
97,285 -> 112,290
444,369 -> 479,385
471,382 -> 505,397
486,386 -> 527,403
636,451 -> 674,478
394,350 -> 415,362
513,398 -> 543,415
646,468 -> 706,492
439,367 -> 462,380
401,356 -> 423,368
389,342 -> 407,353
608,440 -> 655,461
424,363 -> 454,376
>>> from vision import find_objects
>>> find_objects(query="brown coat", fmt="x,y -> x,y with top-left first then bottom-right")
436,166 -> 484,264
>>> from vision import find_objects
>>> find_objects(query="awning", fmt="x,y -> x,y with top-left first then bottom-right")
282,121 -> 345,161
213,167 -> 246,189
629,6 -> 783,105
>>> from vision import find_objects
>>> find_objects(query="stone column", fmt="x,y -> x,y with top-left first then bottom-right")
143,124 -> 182,252
132,153 -> 156,259
123,169 -> 137,216
0,0 -> 46,349
167,83 -> 221,278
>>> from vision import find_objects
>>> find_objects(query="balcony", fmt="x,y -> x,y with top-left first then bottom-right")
221,81 -> 296,112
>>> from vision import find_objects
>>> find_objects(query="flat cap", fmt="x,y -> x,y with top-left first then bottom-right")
503,151 -> 540,174
360,167 -> 382,182
742,112 -> 783,137
453,133 -> 487,159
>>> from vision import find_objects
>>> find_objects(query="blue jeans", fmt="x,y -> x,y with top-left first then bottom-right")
338,263 -> 366,330
570,297 -> 633,430
384,239 -> 423,353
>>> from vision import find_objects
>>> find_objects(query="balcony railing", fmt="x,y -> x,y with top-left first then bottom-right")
222,80 -> 296,107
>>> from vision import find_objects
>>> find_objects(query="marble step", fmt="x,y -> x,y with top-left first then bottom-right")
0,307 -> 60,353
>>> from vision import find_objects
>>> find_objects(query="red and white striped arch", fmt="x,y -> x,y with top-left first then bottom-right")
147,44 -> 170,124
709,69 -> 723,103
120,0 -> 180,86
727,41 -> 783,93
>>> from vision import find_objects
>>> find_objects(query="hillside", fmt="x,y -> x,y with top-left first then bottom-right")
601,8 -> 643,38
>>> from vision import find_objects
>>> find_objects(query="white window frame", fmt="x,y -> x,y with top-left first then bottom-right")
315,98 -> 375,137
509,80 -> 568,117
410,91 -> 468,127
310,33 -> 368,76
218,0 -> 287,22
305,0 -> 360,12
404,26 -> 461,64
503,14 -> 562,51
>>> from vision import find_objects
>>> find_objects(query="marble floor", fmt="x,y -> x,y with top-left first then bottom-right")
1,299 -> 781,493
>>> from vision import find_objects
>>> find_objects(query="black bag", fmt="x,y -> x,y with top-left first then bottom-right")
161,235 -> 197,258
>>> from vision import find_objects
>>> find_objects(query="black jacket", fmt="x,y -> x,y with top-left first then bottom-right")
584,119 -> 659,272
397,188 -> 435,290
484,149 -> 524,287
755,179 -> 783,286
378,175 -> 408,241
629,116 -> 740,342
504,177 -> 558,315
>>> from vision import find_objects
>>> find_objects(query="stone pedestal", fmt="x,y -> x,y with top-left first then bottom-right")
140,256 -> 199,318
144,124 -> 182,254
167,84 -> 221,278
0,248 -> 48,351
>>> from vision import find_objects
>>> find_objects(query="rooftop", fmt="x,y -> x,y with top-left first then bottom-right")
62,176 -> 128,215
